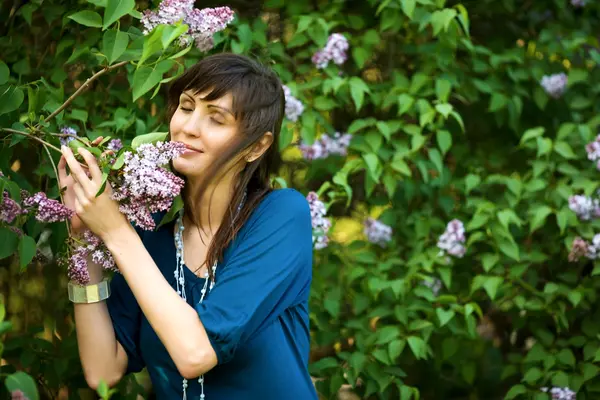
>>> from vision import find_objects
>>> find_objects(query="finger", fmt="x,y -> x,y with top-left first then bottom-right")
61,146 -> 95,195
77,147 -> 103,183
58,156 -> 69,186
92,136 -> 104,146
72,181 -> 89,210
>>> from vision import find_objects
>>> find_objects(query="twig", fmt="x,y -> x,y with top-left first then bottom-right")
42,143 -> 72,238
49,131 -> 90,147
1,128 -> 61,153
42,60 -> 129,124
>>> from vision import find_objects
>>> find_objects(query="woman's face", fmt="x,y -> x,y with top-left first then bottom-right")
170,90 -> 241,179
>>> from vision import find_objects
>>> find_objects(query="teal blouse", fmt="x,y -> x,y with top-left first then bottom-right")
106,189 -> 318,399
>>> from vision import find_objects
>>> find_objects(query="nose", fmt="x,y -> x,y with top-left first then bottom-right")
181,112 -> 202,138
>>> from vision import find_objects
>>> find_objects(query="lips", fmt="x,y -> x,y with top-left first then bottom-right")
183,144 -> 203,153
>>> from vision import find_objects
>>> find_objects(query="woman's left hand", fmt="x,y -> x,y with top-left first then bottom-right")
60,145 -> 129,242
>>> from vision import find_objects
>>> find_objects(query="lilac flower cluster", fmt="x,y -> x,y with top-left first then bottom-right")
299,132 -> 352,160
23,192 -> 74,223
437,219 -> 466,258
60,126 -> 78,147
585,134 -> 600,170
1,191 -> 21,223
111,141 -> 186,230
282,85 -> 304,122
312,33 -> 349,69
540,73 -> 568,99
141,0 -> 234,51
11,390 -> 28,400
569,195 -> 600,220
68,230 -> 116,285
422,278 -> 442,296
541,387 -> 576,400
107,139 -> 123,151
364,217 -> 392,246
571,0 -> 586,7
307,191 -> 331,250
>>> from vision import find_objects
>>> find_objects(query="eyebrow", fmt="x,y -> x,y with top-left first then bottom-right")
181,92 -> 234,116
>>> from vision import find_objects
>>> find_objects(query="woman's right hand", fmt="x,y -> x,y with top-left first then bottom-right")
58,136 -> 104,235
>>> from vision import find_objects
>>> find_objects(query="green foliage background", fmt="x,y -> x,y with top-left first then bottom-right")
1,0 -> 600,399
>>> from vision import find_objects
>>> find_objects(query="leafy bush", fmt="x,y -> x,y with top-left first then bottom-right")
1,0 -> 600,399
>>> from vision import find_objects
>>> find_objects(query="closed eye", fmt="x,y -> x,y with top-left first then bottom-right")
180,106 -> 194,113
210,117 -> 224,125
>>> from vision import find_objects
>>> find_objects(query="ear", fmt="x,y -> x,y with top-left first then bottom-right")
246,132 -> 274,162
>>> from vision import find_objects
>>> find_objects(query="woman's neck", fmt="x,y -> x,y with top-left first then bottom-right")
185,174 -> 237,234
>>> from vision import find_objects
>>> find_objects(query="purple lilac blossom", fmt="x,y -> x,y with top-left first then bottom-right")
437,219 -> 466,258
11,390 -> 28,400
541,387 -> 576,400
422,278 -> 442,296
306,191 -> 331,250
141,1 -> 234,51
569,195 -> 600,220
110,141 -> 186,230
540,73 -> 568,99
68,230 -> 117,285
107,139 -> 123,151
22,192 -> 74,223
0,191 -> 21,223
282,85 -> 304,122
299,132 -> 352,160
60,126 -> 78,147
569,237 -> 589,262
312,33 -> 349,69
585,134 -> 600,170
571,0 -> 586,7
364,217 -> 392,246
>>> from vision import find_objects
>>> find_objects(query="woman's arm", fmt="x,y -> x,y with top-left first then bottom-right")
73,256 -> 129,389
103,225 -> 218,379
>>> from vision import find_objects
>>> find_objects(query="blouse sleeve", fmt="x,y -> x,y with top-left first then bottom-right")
106,225 -> 146,374
195,189 -> 313,365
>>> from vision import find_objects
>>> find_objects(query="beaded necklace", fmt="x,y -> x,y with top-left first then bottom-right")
173,192 -> 246,400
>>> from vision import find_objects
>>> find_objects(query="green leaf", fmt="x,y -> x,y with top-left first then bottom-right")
488,92 -> 508,112
497,237 -> 520,261
352,47 -> 369,69
430,9 -> 457,36
363,153 -> 381,182
18,235 -> 37,270
436,308 -> 455,327
520,127 -> 544,145
557,348 -> 575,367
131,131 -> 168,149
435,79 -> 452,102
0,227 -> 19,259
349,77 -> 369,111
377,326 -> 401,344
401,0 -> 416,19
132,64 -> 165,101
161,23 -> 189,49
391,156 -> 412,177
103,0 -> 135,30
0,61 -> 9,85
481,253 -> 499,273
529,205 -> 553,233
138,24 -> 165,66
68,11 -> 103,28
553,141 -> 577,159
388,339 -> 406,361
482,276 -> 503,300
464,174 -> 480,194
436,130 -> 452,155
504,384 -> 527,399
523,367 -> 543,383
428,148 -> 443,174
435,103 -> 453,118
407,336 -> 427,360
157,195 -> 183,229
5,372 -> 39,400
0,85 -> 25,115
102,29 -> 129,64
97,380 -> 109,399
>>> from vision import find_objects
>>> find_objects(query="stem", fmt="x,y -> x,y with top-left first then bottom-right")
42,60 -> 129,125
42,144 -> 72,238
49,132 -> 90,147
1,128 -> 61,153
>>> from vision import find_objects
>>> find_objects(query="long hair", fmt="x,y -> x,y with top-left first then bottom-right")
166,53 -> 285,278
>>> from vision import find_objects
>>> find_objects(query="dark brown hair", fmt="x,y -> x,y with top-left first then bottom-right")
166,53 -> 285,278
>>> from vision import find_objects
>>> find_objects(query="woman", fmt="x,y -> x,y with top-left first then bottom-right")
59,53 -> 318,400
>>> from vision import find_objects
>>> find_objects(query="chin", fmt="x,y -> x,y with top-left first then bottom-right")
172,157 -> 202,178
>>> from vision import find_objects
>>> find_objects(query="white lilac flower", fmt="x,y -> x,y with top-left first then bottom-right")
437,219 -> 466,258
571,0 -> 586,7
141,1 -> 234,51
312,33 -> 349,69
569,236 -> 589,262
60,126 -> 78,147
569,195 -> 600,221
540,73 -> 568,99
306,191 -> 331,250
364,217 -> 392,246
282,85 -> 304,122
299,132 -> 352,160
422,278 -> 443,296
107,139 -> 123,151
585,134 -> 600,170
541,386 -> 576,400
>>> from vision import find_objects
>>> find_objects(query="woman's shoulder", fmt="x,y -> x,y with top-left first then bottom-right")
251,188 -> 311,224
